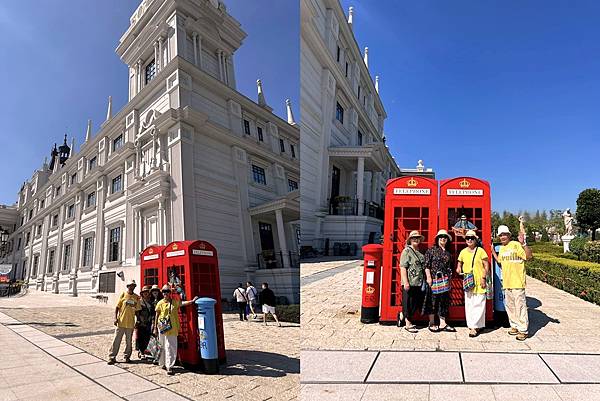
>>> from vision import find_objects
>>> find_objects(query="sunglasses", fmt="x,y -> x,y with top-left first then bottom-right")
162,290 -> 171,294
465,237 -> 476,241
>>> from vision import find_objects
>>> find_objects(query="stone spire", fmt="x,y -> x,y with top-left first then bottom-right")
105,96 -> 113,121
257,79 -> 267,107
348,6 -> 354,27
286,99 -> 296,125
363,47 -> 369,68
70,137 -> 75,157
375,75 -> 379,93
85,119 -> 92,142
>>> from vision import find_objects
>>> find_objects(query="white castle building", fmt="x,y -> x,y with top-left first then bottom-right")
2,0 -> 300,303
300,0 -> 400,256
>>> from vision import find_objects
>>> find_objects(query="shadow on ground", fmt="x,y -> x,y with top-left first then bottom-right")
216,349 -> 299,377
4,321 -> 79,327
527,296 -> 560,337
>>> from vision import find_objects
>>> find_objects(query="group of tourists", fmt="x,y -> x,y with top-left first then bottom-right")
398,225 -> 532,341
107,281 -> 197,375
233,281 -> 281,326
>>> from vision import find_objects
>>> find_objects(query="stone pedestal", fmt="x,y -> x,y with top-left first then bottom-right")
562,235 -> 575,253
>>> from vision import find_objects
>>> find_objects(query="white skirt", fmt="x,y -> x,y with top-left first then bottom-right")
464,292 -> 486,329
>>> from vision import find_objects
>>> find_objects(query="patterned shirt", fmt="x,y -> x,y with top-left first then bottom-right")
424,246 -> 453,278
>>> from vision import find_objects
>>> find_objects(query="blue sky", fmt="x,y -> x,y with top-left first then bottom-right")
0,0 -> 298,205
341,0 -> 600,213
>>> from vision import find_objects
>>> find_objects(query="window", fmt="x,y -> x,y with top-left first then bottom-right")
36,224 -> 42,236
55,186 -> 61,197
252,165 -> 266,185
358,85 -> 361,100
17,238 -> 21,251
51,214 -> 59,227
67,203 -> 75,219
279,139 -> 285,153
112,134 -> 123,151
288,179 -> 298,192
32,255 -> 39,276
145,59 -> 156,84
89,156 -> 97,171
358,131 -> 363,146
257,127 -> 263,142
290,144 -> 296,158
86,191 -> 96,208
39,200 -> 45,210
25,232 -> 30,246
62,244 -> 71,271
336,46 -> 340,62
243,120 -> 251,135
70,173 -> 77,185
98,271 -> 116,293
28,209 -> 33,220
108,227 -> 121,262
345,62 -> 349,77
336,102 -> 344,123
47,249 -> 55,274
22,260 -> 27,279
111,175 -> 122,194
82,237 -> 94,267
20,216 -> 24,226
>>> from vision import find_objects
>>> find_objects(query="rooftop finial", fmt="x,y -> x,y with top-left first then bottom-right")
286,99 -> 296,125
364,47 -> 369,68
348,6 -> 354,26
70,137 -> 75,157
106,96 -> 113,121
85,119 -> 92,142
257,79 -> 267,107
375,75 -> 379,93
417,160 -> 424,171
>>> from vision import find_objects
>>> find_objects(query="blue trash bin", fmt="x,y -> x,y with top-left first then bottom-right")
195,297 -> 219,374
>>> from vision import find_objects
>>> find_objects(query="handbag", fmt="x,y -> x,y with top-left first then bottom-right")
485,276 -> 494,300
462,247 -> 478,292
145,334 -> 161,359
432,272 -> 450,294
157,301 -> 173,334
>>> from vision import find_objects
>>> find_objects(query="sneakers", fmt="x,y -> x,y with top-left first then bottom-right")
508,328 -> 519,336
166,369 -> 174,375
516,332 -> 528,341
107,358 -> 116,365
124,357 -> 131,363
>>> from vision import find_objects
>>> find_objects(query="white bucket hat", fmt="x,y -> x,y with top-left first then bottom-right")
497,225 -> 511,236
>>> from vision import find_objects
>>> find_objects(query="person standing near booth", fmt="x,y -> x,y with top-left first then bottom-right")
233,283 -> 249,321
108,279 -> 141,364
246,281 -> 259,319
422,230 -> 456,333
260,282 -> 282,327
457,230 -> 490,337
492,225 -> 533,341
135,285 -> 154,359
398,230 -> 426,333
153,284 -> 198,375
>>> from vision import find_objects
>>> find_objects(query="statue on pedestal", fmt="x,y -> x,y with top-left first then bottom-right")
562,209 -> 574,237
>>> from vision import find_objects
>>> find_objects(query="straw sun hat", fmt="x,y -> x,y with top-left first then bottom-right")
406,230 -> 424,245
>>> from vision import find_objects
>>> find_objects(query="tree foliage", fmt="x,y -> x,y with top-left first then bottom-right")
576,189 -> 600,241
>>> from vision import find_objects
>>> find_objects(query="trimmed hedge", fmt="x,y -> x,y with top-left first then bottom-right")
584,241 -> 600,263
527,252 -> 600,305
274,304 -> 299,323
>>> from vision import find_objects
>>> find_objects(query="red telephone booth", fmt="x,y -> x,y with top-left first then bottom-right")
140,245 -> 165,286
380,176 -> 439,323
162,240 -> 226,366
439,177 -> 493,323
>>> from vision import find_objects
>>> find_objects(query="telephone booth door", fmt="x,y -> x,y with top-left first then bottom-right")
140,245 -> 165,287
439,177 -> 493,322
380,176 -> 438,323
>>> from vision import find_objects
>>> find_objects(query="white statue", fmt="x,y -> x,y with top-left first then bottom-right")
563,208 -> 574,237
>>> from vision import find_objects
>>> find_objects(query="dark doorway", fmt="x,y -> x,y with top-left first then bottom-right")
259,222 -> 277,269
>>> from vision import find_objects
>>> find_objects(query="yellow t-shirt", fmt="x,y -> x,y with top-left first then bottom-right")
498,241 -> 527,289
116,292 -> 141,329
458,247 -> 489,294
155,299 -> 181,336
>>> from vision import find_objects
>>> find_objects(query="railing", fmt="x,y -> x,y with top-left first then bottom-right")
329,198 -> 384,220
256,251 -> 300,269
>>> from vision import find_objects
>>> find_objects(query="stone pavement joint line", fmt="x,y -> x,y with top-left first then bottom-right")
0,311 -> 192,401
301,350 -> 600,385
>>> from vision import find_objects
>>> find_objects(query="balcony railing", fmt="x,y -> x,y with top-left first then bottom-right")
256,251 -> 300,269
329,198 -> 384,220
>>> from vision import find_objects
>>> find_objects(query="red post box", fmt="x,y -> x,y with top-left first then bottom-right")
380,176 -> 439,324
140,245 -> 165,286
361,244 -> 383,323
439,177 -> 493,323
162,240 -> 226,367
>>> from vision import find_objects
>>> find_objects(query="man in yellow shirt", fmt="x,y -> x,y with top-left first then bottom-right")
108,279 -> 141,364
492,225 -> 533,341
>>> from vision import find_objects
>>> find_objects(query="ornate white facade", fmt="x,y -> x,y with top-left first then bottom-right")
300,0 -> 400,255
4,0 -> 300,303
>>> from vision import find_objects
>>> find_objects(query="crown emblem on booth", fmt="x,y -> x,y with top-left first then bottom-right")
149,248 -> 154,254
459,179 -> 471,188
407,178 -> 418,187
198,242 -> 206,250
172,244 -> 179,250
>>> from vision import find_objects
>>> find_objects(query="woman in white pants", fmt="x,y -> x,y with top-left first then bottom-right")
456,230 -> 490,337
153,284 -> 198,375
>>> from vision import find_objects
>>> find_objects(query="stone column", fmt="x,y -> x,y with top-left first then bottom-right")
153,41 -> 159,71
158,37 -> 163,70
357,157 -> 365,215
275,209 -> 290,268
158,200 -> 165,245
217,49 -> 224,81
192,32 -> 198,66
70,191 -> 84,296
136,59 -> 143,94
197,36 -> 203,67
371,172 -> 378,204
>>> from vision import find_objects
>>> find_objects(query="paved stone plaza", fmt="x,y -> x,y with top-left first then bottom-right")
0,291 -> 299,401
300,259 -> 600,400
